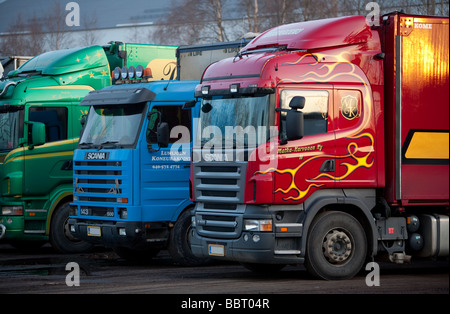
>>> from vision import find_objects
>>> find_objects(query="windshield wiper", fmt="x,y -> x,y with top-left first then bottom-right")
97,141 -> 119,150
79,141 -> 95,148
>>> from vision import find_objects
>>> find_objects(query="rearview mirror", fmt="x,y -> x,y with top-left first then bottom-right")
157,122 -> 169,148
289,96 -> 305,110
183,100 -> 197,109
286,110 -> 304,141
28,121 -> 46,149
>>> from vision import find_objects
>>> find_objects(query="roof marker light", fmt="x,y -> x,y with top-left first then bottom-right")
201,85 -> 210,95
136,65 -> 144,79
128,66 -> 136,79
113,67 -> 121,80
121,66 -> 128,80
230,83 -> 240,93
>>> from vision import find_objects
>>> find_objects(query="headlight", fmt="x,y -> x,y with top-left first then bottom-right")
244,219 -> 273,232
119,208 -> 127,219
1,206 -> 23,216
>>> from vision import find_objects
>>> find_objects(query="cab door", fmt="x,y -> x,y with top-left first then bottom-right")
334,88 -> 377,189
23,105 -> 72,196
140,103 -> 194,222
273,86 -> 335,204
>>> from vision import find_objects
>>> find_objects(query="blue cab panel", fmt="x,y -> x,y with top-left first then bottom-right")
69,81 -> 200,251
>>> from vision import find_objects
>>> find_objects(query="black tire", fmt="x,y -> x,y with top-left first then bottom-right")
168,209 -> 211,266
305,211 -> 367,280
49,202 -> 95,253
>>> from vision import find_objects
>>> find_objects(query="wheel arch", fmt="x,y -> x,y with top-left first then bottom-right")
170,199 -> 195,224
45,189 -> 72,235
301,189 -> 378,258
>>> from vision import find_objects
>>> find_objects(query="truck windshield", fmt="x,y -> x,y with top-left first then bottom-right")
79,103 -> 147,148
0,111 -> 20,152
197,95 -> 271,150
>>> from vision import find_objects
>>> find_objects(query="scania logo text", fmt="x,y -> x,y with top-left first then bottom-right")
203,153 -> 229,162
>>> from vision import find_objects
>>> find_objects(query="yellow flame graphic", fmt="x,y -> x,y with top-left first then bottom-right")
255,133 -> 374,201
278,51 -> 374,136
255,159 -> 327,201
313,132 -> 374,181
255,51 -> 376,202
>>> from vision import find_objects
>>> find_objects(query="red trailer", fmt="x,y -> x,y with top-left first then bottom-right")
190,13 -> 449,280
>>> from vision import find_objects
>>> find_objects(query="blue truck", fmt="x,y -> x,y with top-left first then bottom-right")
68,79 -> 206,265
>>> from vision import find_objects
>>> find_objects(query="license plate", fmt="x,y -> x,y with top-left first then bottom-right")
80,208 -> 90,215
87,226 -> 101,237
208,244 -> 224,256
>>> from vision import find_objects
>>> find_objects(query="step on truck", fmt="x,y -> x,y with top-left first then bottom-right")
190,13 -> 449,280
68,80 -> 208,265
0,42 -> 177,252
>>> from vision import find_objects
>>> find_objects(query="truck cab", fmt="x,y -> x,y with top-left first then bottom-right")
68,80 -> 207,265
190,14 -> 449,279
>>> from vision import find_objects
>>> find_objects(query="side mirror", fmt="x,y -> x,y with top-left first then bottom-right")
80,114 -> 87,137
289,96 -> 305,110
147,110 -> 169,152
28,121 -> 46,149
80,114 -> 87,127
283,96 -> 305,141
157,122 -> 169,148
183,100 -> 196,109
286,110 -> 304,141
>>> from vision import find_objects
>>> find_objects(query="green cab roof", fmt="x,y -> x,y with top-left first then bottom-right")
15,45 -> 108,76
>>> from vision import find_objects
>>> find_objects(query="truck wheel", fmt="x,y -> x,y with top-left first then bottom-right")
168,209 -> 211,266
50,202 -> 94,253
305,211 -> 367,280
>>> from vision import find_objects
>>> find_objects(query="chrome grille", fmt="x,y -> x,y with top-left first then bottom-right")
193,161 -> 247,205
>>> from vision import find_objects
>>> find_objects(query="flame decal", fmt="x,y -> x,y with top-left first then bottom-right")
255,51 -> 377,202
313,133 -> 374,181
255,133 -> 374,201
277,51 -> 374,136
255,159 -> 328,201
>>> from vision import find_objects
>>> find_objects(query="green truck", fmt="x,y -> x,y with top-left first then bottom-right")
0,42 -> 177,252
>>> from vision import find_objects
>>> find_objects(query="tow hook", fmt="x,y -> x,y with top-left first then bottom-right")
0,224 -> 6,239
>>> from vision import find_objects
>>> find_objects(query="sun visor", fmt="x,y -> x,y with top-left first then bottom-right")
243,15 -> 372,51
79,87 -> 156,106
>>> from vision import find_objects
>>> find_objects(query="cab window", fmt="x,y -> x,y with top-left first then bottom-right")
147,105 -> 191,144
281,89 -> 329,137
29,107 -> 68,142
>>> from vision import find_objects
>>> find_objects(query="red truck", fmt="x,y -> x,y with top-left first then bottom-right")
189,12 -> 449,280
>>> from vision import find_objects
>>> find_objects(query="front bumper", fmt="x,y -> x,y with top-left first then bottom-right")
190,228 -> 304,265
190,204 -> 305,265
0,215 -> 48,241
68,219 -> 169,250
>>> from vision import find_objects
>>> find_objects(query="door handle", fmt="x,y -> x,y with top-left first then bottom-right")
319,159 -> 335,173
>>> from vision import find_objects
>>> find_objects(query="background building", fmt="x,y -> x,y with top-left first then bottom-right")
0,0 -> 448,56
